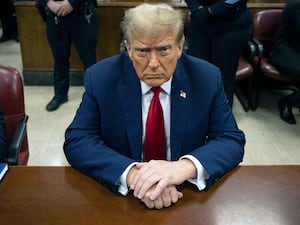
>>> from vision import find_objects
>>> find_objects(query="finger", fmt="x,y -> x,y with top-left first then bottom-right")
141,197 -> 154,209
178,191 -> 183,199
161,190 -> 172,208
131,168 -> 151,196
129,162 -> 148,189
171,190 -> 182,203
133,169 -> 160,198
170,190 -> 183,203
57,9 -> 63,16
149,179 -> 168,200
135,162 -> 147,168
153,197 -> 163,209
134,174 -> 161,199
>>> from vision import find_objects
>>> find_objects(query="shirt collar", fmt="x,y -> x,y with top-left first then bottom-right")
140,77 -> 172,96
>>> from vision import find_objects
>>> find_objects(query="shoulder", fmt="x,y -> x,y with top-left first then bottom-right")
85,52 -> 131,82
178,53 -> 222,82
88,53 -> 127,73
83,52 -> 138,94
180,53 -> 220,71
175,53 -> 224,97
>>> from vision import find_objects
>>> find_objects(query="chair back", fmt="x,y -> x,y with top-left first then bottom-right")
253,9 -> 282,57
0,64 -> 29,165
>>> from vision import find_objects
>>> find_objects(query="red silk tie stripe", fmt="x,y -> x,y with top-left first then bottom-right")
143,87 -> 166,161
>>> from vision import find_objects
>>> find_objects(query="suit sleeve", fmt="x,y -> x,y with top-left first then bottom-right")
187,66 -> 245,190
63,68 -> 135,194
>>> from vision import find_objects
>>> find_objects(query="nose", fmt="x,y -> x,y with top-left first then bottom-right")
148,51 -> 160,69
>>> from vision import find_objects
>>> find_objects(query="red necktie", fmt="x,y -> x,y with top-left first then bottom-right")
144,87 -> 166,161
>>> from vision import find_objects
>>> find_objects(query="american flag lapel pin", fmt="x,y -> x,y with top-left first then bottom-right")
180,90 -> 187,99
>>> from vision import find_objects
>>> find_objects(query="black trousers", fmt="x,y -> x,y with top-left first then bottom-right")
186,12 -> 252,106
0,0 -> 18,39
286,91 -> 300,109
46,8 -> 98,98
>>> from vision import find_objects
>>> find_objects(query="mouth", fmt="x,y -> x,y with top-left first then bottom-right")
145,74 -> 163,79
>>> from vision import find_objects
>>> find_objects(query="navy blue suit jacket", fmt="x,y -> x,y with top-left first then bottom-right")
64,52 -> 245,193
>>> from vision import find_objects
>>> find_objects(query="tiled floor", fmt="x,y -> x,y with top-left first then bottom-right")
1,35 -> 300,166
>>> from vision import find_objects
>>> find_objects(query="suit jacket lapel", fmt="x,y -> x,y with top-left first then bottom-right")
118,55 -> 143,161
170,63 -> 191,160
117,54 -> 191,161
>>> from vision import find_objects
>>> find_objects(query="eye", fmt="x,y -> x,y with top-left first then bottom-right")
158,46 -> 171,56
135,48 -> 148,57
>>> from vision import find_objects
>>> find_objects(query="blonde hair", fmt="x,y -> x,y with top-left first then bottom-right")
121,3 -> 185,44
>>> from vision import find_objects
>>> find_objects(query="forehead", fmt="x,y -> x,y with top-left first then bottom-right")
129,32 -> 177,48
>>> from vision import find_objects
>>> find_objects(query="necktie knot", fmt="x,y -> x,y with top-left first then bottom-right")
151,87 -> 162,96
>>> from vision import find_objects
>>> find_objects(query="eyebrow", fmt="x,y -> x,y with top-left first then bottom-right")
134,44 -> 172,51
134,47 -> 150,51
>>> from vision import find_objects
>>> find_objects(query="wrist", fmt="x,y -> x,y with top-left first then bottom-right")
126,165 -> 138,188
178,158 -> 197,180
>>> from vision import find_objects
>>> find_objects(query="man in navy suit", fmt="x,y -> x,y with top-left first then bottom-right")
0,106 -> 8,162
64,3 -> 245,209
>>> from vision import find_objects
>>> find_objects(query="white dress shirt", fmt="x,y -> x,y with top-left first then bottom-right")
118,79 -> 208,195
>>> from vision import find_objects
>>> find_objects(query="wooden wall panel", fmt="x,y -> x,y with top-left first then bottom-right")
14,1 -> 286,85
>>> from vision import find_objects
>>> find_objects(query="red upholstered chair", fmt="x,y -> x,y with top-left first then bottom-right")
252,9 -> 298,107
0,64 -> 29,165
235,40 -> 257,111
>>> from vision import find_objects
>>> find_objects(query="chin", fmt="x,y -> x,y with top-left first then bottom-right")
146,80 -> 164,87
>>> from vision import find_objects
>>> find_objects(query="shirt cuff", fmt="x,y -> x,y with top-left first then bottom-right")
180,155 -> 209,191
118,162 -> 137,196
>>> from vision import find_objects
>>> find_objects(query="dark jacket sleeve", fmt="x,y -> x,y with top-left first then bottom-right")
285,1 -> 300,38
68,0 -> 83,8
36,0 -> 48,6
180,55 -> 245,190
69,0 -> 97,8
209,0 -> 248,16
185,0 -> 248,17
36,0 -> 92,8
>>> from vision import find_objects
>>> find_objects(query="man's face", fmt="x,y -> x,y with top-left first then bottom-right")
126,32 -> 183,87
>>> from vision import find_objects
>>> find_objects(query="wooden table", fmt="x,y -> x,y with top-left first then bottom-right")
0,166 -> 299,225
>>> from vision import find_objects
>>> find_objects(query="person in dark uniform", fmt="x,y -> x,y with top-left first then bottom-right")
0,106 -> 8,162
184,0 -> 252,107
36,0 -> 98,111
0,0 -> 18,42
269,0 -> 300,124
